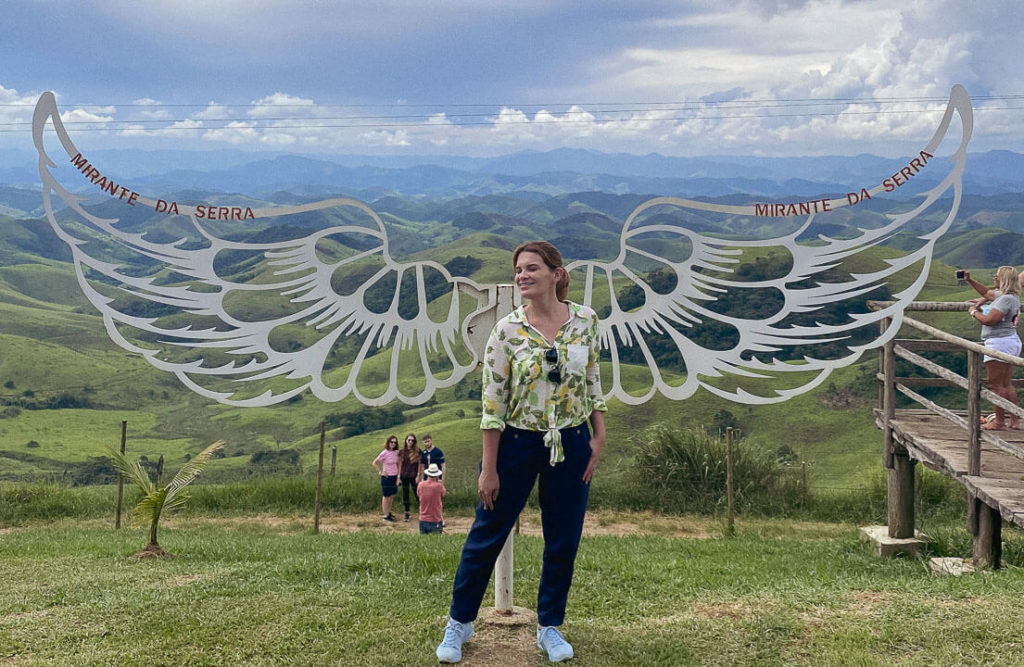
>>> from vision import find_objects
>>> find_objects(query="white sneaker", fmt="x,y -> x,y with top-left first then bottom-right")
537,625 -> 574,662
436,617 -> 474,663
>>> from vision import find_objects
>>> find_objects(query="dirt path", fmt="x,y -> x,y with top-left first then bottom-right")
165,509 -> 718,538
7,511 -> 850,542
163,510 -> 850,541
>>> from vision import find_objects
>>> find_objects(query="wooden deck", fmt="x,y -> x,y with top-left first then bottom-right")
876,408 -> 1024,529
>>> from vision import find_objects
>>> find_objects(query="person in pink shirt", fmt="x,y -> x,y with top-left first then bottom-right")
416,463 -> 447,534
373,435 -> 401,522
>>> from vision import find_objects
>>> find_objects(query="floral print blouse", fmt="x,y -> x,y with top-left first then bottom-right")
480,301 -> 608,464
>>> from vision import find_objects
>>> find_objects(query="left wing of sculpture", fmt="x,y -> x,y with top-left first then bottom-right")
32,92 -> 490,407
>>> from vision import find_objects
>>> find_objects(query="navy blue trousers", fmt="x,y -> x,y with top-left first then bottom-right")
449,424 -> 591,627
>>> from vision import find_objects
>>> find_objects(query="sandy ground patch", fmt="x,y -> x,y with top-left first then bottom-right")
457,621 -> 542,667
691,601 -> 752,620
8,512 -> 853,543
165,510 -> 720,538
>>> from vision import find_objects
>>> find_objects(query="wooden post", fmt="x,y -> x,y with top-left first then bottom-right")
882,319 -> 896,469
114,420 -> 127,529
330,446 -> 337,477
314,421 -> 325,534
801,461 -> 808,504
887,451 -> 915,539
967,349 -> 982,477
967,488 -> 978,536
880,323 -> 917,538
725,427 -> 735,536
877,323 -> 885,411
966,348 -> 983,540
973,498 -> 1002,569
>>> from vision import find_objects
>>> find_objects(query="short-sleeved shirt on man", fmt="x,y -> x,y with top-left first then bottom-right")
416,479 -> 446,523
421,446 -> 444,474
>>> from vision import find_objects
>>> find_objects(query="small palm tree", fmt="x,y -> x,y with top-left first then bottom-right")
109,440 -> 224,557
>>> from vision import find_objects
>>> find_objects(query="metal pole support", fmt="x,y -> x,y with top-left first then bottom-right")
458,282 -> 518,613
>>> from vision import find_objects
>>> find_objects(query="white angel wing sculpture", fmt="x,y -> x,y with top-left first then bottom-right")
32,92 -> 495,406
32,86 -> 972,408
569,85 -> 973,404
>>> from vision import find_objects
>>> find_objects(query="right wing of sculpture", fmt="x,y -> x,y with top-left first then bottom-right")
32,92 -> 490,406
569,85 -> 973,405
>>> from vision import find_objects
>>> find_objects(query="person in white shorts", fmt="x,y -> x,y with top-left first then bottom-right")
968,265 -> 1022,430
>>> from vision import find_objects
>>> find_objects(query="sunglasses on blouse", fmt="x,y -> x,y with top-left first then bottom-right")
545,347 -> 561,383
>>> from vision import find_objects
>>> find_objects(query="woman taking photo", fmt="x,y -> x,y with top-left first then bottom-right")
436,241 -> 607,663
968,265 -> 1022,430
398,433 -> 421,522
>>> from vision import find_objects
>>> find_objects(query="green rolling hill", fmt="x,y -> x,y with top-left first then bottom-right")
0,201 -> 1018,497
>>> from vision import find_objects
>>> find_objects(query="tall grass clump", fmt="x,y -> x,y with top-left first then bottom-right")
0,482 -> 113,524
185,474 -> 482,515
801,480 -> 887,524
632,425 -> 805,515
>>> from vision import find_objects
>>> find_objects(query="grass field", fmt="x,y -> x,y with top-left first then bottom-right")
4,513 -> 1024,666
4,210 -> 1024,664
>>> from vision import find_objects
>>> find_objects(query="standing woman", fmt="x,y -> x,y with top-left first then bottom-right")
436,241 -> 607,664
968,265 -> 1022,430
398,433 -> 421,522
372,435 -> 400,522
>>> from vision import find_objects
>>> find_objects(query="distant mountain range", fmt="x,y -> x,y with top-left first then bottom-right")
4,145 -> 1024,268
2,147 -> 1022,212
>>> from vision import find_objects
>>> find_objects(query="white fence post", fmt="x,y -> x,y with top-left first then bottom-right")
458,282 -> 518,613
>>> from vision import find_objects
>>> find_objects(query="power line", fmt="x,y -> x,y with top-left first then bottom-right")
0,99 -> 1002,126
2,93 -> 1023,109
3,104 -> 1019,135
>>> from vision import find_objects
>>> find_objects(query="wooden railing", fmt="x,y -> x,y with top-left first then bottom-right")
871,301 -> 1024,472
869,300 -> 1024,567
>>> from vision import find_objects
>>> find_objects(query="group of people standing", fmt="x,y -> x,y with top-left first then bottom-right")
372,432 -> 447,533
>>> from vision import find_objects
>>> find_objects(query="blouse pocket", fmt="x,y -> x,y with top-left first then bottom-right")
566,343 -> 589,374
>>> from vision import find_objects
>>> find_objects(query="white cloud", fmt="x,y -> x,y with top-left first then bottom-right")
360,129 -> 412,147
249,92 -> 315,118
170,119 -> 204,131
259,131 -> 297,146
7,0 -> 1022,157
203,121 -> 259,144
0,85 -> 36,138
133,98 -> 171,120
118,124 -> 153,137
193,103 -> 232,121
60,109 -> 114,124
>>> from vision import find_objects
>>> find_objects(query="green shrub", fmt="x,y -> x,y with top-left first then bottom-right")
632,424 -> 804,514
247,449 -> 302,476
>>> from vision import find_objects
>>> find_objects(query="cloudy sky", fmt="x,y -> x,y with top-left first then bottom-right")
1,0 -> 1021,157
